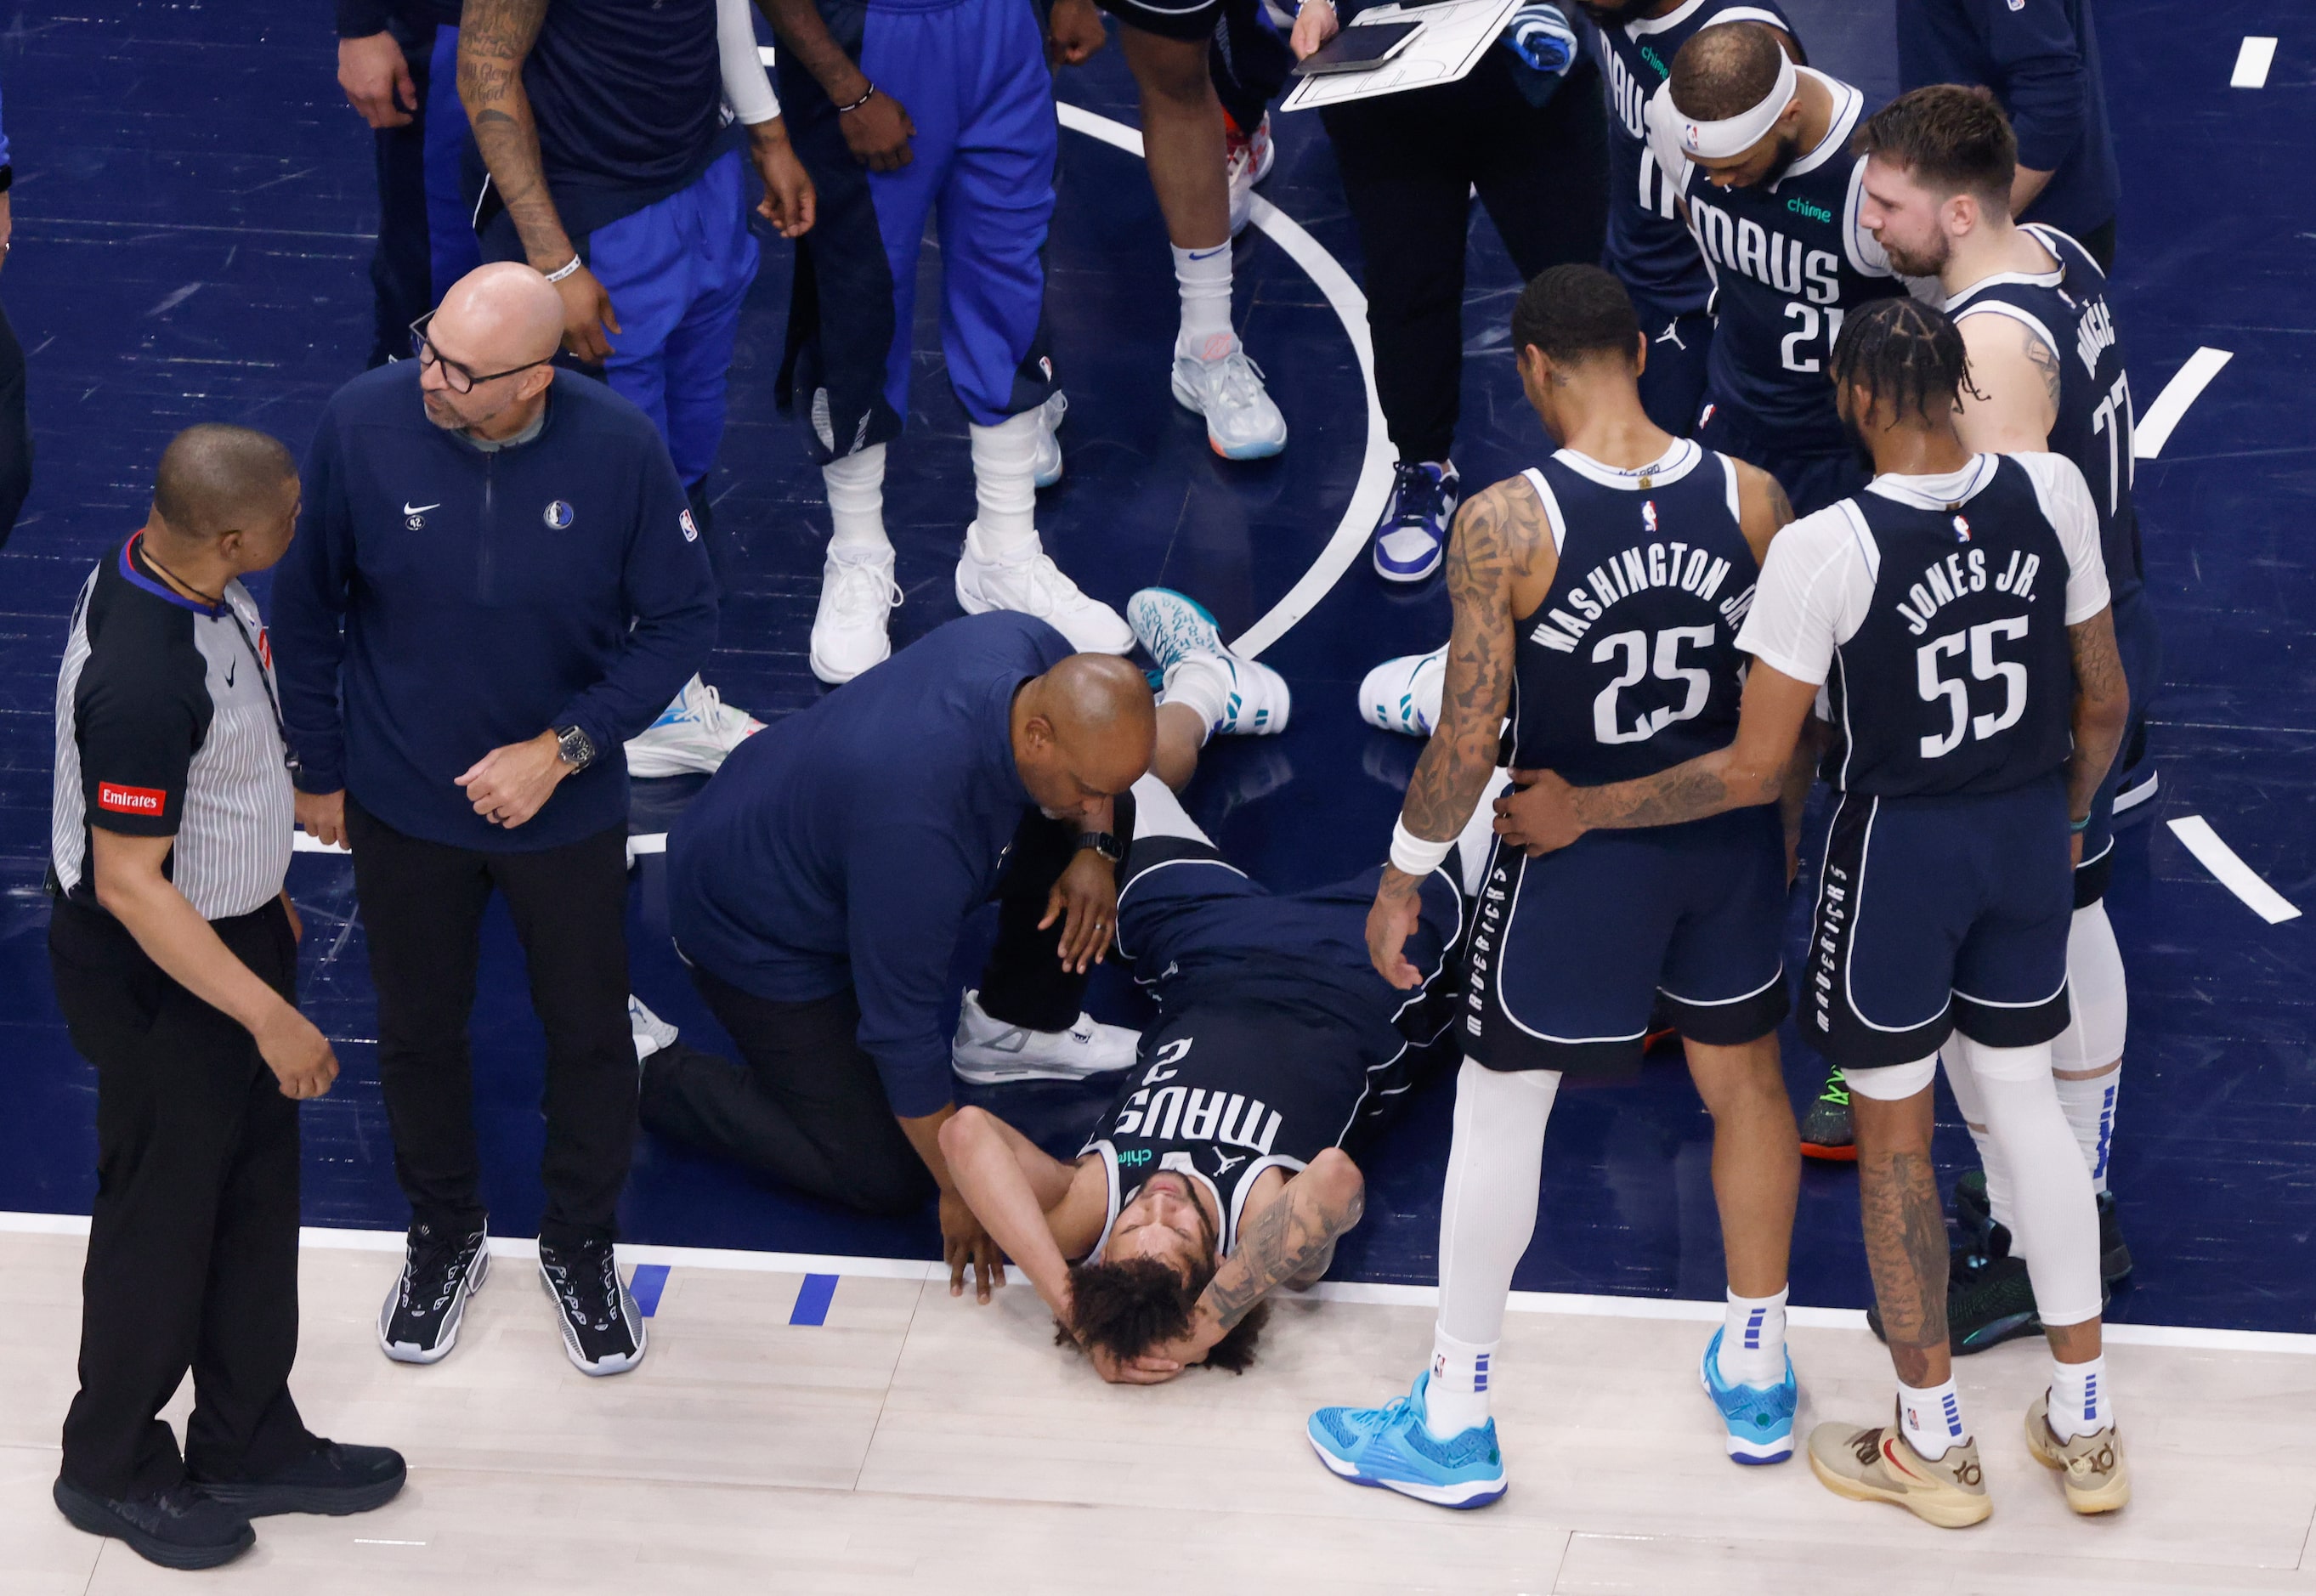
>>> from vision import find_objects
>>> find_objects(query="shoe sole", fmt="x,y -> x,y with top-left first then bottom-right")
195,1470 -> 407,1518
1305,1433 -> 1505,1509
1697,1345 -> 1795,1465
1373,542 -> 1442,583
1806,1449 -> 1990,1529
809,639 -> 890,687
950,1057 -> 1135,1085
378,1244 -> 489,1366
538,1264 -> 647,1376
53,1481 -> 254,1571
2025,1415 -> 2131,1514
1800,1141 -> 1858,1163
1169,371 -> 1288,461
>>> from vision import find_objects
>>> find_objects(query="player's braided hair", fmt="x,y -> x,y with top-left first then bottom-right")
1828,297 -> 1985,427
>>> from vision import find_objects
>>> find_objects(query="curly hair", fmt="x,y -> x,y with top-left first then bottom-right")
1829,296 -> 1985,428
1057,1255 -> 1272,1375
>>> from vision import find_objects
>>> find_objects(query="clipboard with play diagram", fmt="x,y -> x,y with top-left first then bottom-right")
1278,0 -> 1523,113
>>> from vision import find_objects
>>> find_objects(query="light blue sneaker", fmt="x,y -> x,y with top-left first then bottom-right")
1125,586 -> 1225,674
1306,1371 -> 1507,1508
1700,1327 -> 1798,1464
1128,588 -> 1291,738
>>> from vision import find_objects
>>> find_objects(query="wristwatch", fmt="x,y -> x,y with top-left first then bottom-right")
1076,830 -> 1124,863
553,724 -> 597,773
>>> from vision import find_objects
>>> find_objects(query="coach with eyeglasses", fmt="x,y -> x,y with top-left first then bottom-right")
270,261 -> 716,1378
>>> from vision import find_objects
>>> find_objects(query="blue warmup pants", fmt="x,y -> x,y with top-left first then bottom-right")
425,25 -> 483,301
581,149 -> 761,488
776,0 -> 1056,461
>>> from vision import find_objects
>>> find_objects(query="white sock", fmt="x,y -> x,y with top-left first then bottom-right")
823,445 -> 889,554
1158,654 -> 1228,739
1946,1035 -> 2104,1327
1424,1327 -> 1498,1440
1898,1376 -> 1971,1460
969,411 -> 1041,556
1941,1047 -> 2016,1238
2047,1353 -> 2114,1440
2053,902 -> 2127,1191
1428,1058 -> 1561,1440
1172,242 -> 1235,358
1715,1286 -> 1788,1387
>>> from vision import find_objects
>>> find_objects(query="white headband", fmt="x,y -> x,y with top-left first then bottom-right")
1669,48 -> 1798,160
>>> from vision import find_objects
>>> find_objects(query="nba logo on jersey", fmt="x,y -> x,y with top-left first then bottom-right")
1952,514 -> 1972,542
1642,500 -> 1659,533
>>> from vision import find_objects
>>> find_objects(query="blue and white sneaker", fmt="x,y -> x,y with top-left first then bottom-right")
1128,588 -> 1290,737
1700,1327 -> 1798,1464
1358,646 -> 1446,738
624,675 -> 764,777
1373,461 -> 1459,583
1307,1372 -> 1506,1508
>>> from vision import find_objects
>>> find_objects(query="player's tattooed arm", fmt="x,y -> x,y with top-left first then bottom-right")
756,0 -> 870,102
2064,606 -> 2131,838
457,0 -> 567,269
1731,458 -> 1796,567
1858,1142 -> 1952,1384
1953,314 -> 2059,454
2024,323 -> 2064,413
1164,1151 -> 1366,1361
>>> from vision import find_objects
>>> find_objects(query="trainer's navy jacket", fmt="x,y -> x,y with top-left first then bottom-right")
667,614 -> 1073,1119
1897,0 -> 2118,241
271,362 -> 716,853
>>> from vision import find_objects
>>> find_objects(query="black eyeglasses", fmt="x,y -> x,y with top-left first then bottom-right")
408,312 -> 552,394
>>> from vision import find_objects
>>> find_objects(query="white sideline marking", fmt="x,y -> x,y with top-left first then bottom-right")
2232,36 -> 2276,88
2134,346 -> 2232,458
2167,814 -> 2302,924
6,1211 -> 2313,1354
1056,101 -> 1393,660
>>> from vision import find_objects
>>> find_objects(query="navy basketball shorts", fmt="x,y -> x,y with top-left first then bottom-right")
1095,0 -> 1223,42
1802,778 -> 2075,1071
1464,805 -> 1789,1078
2074,586 -> 2162,907
1632,299 -> 1713,440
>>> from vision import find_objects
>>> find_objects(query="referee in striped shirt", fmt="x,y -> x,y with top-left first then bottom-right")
46,426 -> 400,1571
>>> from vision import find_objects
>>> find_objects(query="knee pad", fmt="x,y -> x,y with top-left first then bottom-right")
2053,903 -> 2127,1073
1842,1056 -> 1937,1102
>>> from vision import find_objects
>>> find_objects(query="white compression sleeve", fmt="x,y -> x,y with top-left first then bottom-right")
1939,1044 -> 2014,1236
2053,902 -> 2126,1190
716,0 -> 780,125
1944,1035 -> 2104,1326
1435,1057 -> 1560,1347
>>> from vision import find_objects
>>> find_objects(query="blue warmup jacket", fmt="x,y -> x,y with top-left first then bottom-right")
270,363 -> 716,852
1897,0 -> 2119,240
666,613 -> 1073,1118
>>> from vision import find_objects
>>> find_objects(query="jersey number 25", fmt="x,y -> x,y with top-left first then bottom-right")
1594,627 -> 1714,744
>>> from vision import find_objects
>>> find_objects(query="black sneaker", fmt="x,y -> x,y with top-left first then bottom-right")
538,1237 -> 646,1375
379,1219 -> 490,1364
193,1442 -> 407,1518
1953,1171 -> 2133,1285
1867,1223 -> 2076,1356
53,1476 -> 253,1571
1798,1067 -> 1856,1161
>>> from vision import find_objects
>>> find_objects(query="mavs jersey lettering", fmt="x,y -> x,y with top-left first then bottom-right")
1945,224 -> 2141,605
1650,68 -> 1905,448
1822,456 -> 2074,796
1595,0 -> 1794,316
1509,440 -> 1760,784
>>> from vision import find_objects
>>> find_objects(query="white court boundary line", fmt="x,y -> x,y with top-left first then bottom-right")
2232,36 -> 2277,89
1055,101 -> 1396,659
2134,346 -> 2233,458
5,1210 -> 2309,1355
2168,813 -> 2302,923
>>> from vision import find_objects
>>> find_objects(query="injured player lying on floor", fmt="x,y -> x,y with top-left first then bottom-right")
942,603 -> 1497,1382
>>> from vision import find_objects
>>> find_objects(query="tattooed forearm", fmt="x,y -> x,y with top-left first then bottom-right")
1401,484 -> 1538,840
756,0 -> 871,99
2064,611 -> 2129,822
458,0 -> 571,268
1859,1147 -> 1950,1382
1200,1175 -> 1365,1334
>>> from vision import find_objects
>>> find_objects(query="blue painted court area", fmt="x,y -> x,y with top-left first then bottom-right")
0,2 -> 2308,1334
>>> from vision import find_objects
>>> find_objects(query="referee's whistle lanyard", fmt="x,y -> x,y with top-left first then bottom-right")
131,533 -> 297,776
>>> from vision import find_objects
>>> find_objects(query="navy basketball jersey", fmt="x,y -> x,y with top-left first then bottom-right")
1945,224 -> 2141,604
1652,68 -> 1905,449
1822,456 -> 2075,797
1509,439 -> 1761,784
1595,0 -> 1794,316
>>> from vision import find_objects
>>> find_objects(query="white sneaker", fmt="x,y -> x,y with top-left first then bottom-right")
628,993 -> 677,1062
1127,586 -> 1292,737
1226,112 -> 1276,240
811,545 -> 903,685
1033,391 -> 1067,490
625,675 -> 764,778
951,989 -> 1138,1084
1172,335 -> 1288,461
954,527 -> 1133,654
1359,647 -> 1446,739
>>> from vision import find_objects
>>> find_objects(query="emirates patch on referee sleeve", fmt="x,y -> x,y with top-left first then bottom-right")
96,780 -> 167,815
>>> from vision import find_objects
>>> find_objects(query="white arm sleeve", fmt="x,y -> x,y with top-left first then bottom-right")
718,0 -> 781,125
1734,506 -> 1871,688
2015,452 -> 2112,624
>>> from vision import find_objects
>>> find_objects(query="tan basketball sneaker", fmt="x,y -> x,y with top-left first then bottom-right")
2024,1394 -> 2131,1514
1807,1409 -> 1992,1528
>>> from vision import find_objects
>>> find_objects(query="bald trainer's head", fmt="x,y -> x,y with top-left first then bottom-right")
146,422 -> 302,578
418,262 -> 565,439
1011,654 -> 1158,823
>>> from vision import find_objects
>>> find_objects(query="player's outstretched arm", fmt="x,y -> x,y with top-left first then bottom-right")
1954,314 -> 2061,455
1151,1150 -> 1367,1367
2064,605 -> 2129,859
937,1107 -> 1094,1315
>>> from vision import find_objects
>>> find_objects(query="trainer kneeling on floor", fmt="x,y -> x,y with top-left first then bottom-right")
47,425 -> 404,1571
648,614 -> 1151,1292
270,262 -> 717,1378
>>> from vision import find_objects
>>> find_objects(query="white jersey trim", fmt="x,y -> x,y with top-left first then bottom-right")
1549,437 -> 1704,491
1951,299 -> 2062,366
1520,468 -> 1570,554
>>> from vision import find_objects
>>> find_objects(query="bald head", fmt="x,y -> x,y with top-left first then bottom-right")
1013,654 -> 1157,821
1671,20 -> 1787,122
152,423 -> 297,541
433,262 -> 565,371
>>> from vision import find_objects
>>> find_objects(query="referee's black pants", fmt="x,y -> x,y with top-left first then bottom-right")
345,799 -> 636,1249
1322,52 -> 1608,465
640,810 -> 1104,1214
48,896 -> 319,1502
